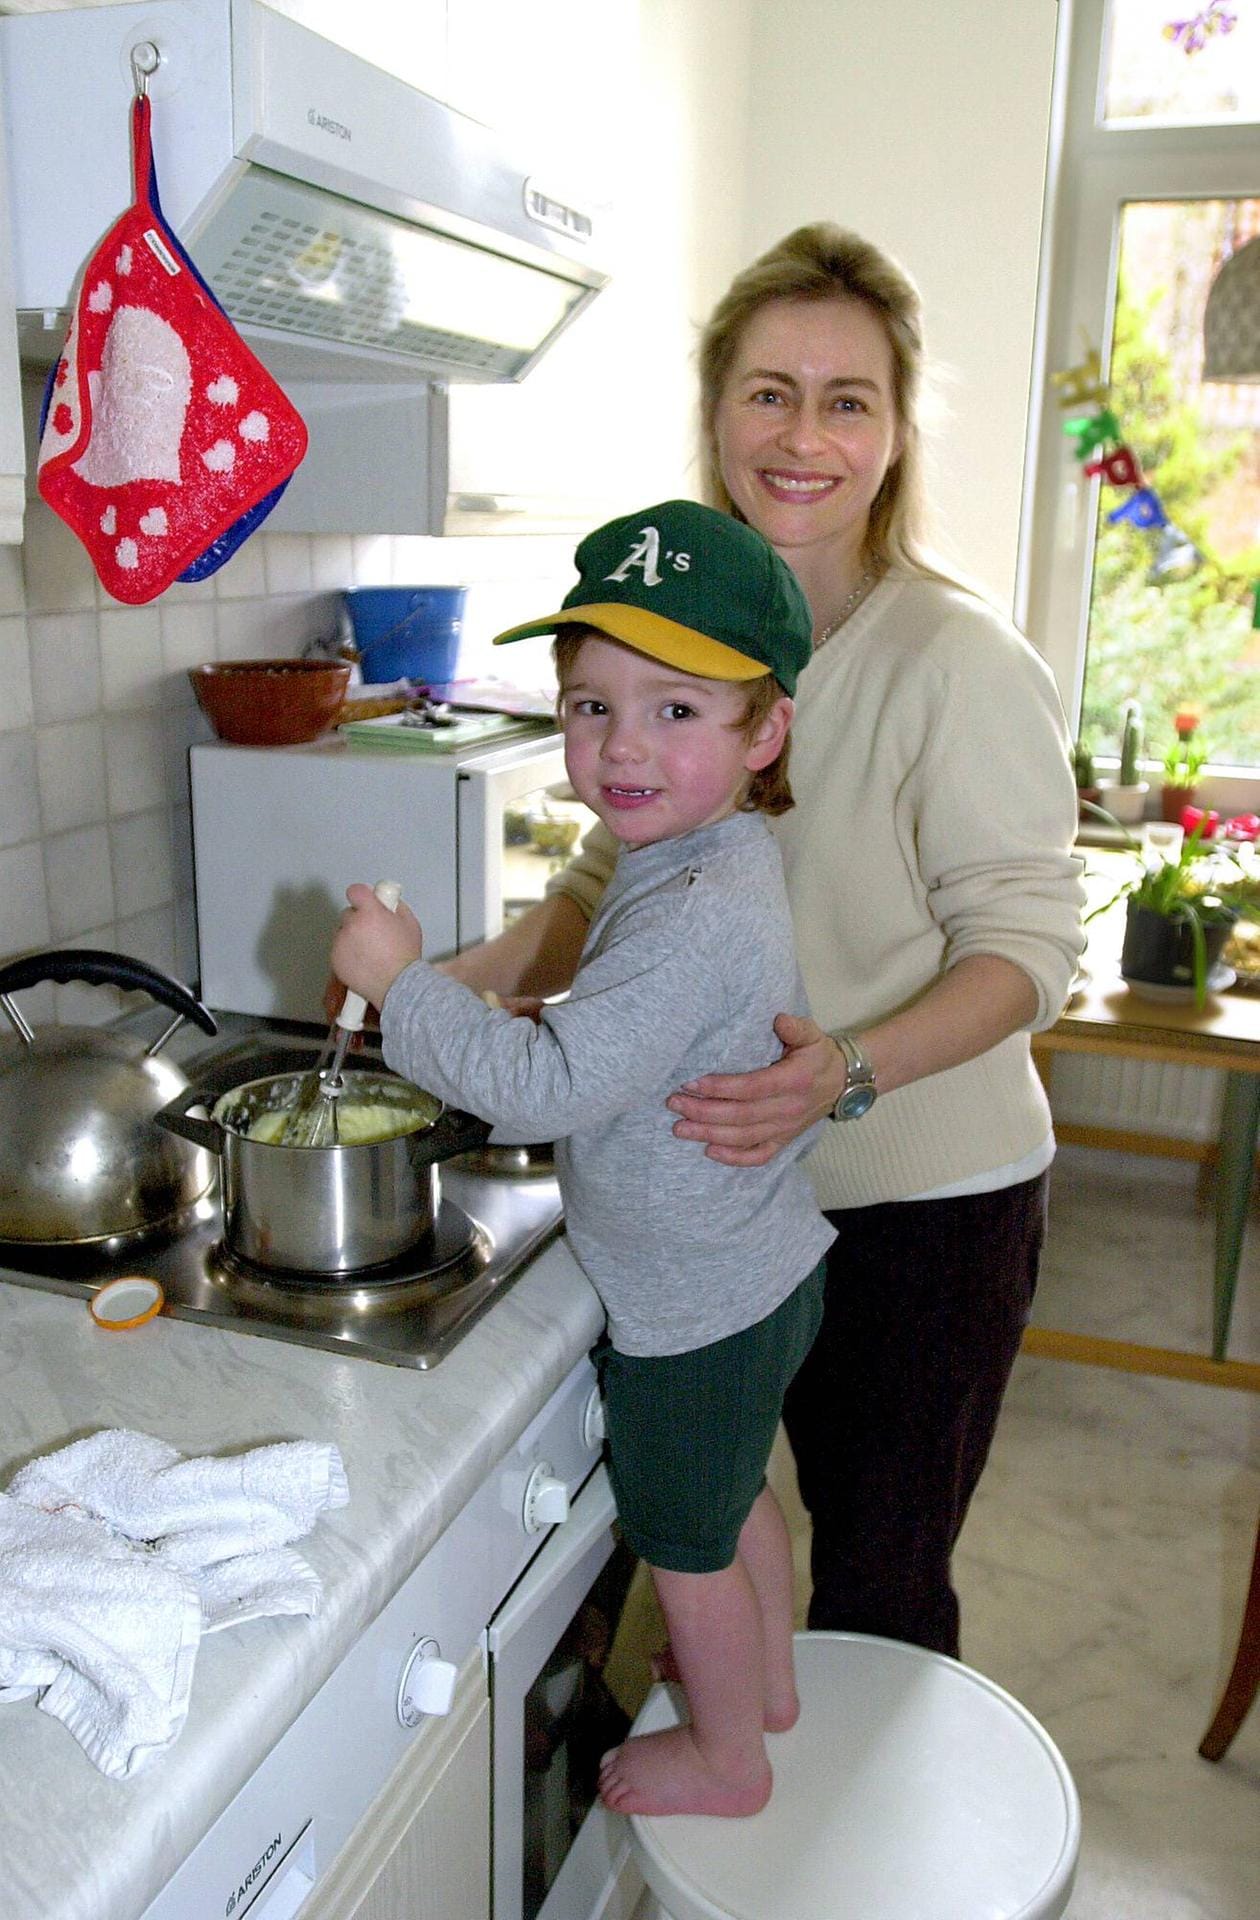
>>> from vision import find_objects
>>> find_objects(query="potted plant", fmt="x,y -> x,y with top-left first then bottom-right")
1097,701 -> 1149,825
1073,736 -> 1101,814
1160,708 -> 1208,822
1086,814 -> 1258,1006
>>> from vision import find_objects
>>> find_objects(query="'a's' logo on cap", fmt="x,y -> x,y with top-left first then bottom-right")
604,525 -> 692,587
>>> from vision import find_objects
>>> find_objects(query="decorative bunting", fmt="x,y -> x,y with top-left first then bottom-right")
1083,445 -> 1144,487
1147,521 -> 1205,581
1055,337 -> 1260,642
1050,350 -> 1108,408
1057,343 -> 1188,575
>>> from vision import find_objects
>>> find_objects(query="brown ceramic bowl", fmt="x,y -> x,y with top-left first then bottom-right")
189,659 -> 352,746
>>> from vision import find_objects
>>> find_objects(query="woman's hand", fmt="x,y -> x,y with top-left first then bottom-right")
329,884 -> 425,1015
666,1013 -> 844,1165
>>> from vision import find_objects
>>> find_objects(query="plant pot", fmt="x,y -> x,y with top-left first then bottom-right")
1160,784 -> 1197,823
1120,902 -> 1236,990
1077,786 -> 1102,819
1097,780 -> 1149,825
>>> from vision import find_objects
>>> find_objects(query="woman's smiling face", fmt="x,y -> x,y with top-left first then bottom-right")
560,635 -> 790,850
713,296 -> 903,568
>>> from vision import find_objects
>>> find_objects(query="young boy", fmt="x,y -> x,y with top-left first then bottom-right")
331,500 -> 835,1819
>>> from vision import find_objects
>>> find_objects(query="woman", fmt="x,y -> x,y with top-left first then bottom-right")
447,224 -> 1085,1657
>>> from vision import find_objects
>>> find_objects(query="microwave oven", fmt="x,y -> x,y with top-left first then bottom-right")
189,731 -> 593,1020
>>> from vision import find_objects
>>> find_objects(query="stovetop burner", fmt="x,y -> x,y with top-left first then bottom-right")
209,1197 -> 486,1306
0,1026 -> 564,1369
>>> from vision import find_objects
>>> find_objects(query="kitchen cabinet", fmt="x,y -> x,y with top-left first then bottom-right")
301,1649 -> 491,1920
0,83 -> 26,543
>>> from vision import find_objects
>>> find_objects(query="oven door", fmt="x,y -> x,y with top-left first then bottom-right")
486,1462 -> 641,1920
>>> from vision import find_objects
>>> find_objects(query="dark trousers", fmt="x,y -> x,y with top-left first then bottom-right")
781,1172 -> 1048,1658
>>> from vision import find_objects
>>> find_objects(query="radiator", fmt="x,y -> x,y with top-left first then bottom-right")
1048,1055 -> 1225,1143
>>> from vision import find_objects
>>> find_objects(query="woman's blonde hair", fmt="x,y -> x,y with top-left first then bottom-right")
698,222 -> 954,584
553,628 -> 794,817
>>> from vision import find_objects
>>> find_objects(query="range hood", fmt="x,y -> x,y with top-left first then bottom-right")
0,0 -> 608,386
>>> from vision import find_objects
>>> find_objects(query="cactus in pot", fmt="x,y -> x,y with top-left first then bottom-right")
1073,736 -> 1100,810
1120,702 -> 1143,785
1099,700 -> 1149,824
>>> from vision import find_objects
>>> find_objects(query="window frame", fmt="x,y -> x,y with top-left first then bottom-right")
1017,0 -> 1260,803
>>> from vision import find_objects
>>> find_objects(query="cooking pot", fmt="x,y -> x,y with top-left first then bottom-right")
156,1064 -> 490,1274
0,949 -> 218,1248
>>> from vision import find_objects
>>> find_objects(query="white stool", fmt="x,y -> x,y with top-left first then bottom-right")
626,1631 -> 1080,1920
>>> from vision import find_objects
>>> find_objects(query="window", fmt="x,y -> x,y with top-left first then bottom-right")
1021,0 -> 1260,790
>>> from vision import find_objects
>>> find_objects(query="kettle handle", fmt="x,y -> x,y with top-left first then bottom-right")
152,1082 -> 223,1153
0,949 -> 218,1035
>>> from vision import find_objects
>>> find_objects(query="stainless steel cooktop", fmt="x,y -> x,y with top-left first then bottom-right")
0,1030 -> 564,1370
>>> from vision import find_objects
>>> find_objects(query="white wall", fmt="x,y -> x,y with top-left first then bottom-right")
740,0 -> 1060,610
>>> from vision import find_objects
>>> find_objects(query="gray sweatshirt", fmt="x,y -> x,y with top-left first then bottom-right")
381,809 -> 835,1356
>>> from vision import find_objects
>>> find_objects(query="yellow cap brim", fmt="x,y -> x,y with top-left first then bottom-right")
492,604 -> 770,681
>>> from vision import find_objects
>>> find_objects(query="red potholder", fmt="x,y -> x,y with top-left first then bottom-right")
38,95 -> 307,606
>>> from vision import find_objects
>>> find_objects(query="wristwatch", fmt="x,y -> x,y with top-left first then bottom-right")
828,1030 -> 877,1121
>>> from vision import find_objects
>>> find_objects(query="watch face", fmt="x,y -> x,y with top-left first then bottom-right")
839,1084 -> 876,1120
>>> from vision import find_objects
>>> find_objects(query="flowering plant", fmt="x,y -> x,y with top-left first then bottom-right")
1162,710 -> 1209,786
1082,808 -> 1259,1004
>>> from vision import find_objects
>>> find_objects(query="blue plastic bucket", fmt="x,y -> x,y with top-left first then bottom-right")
344,586 -> 468,684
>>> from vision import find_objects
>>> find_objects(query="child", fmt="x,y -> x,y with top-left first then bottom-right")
330,499 -> 835,1819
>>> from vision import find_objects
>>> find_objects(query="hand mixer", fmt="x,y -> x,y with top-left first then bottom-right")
278,879 -> 403,1147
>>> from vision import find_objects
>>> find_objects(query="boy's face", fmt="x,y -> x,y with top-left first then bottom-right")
560,634 -> 791,850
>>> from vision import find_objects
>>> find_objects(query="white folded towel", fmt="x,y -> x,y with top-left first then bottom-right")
0,1432 -> 348,1779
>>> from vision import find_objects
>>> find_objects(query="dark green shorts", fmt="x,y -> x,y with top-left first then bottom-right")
592,1263 -> 825,1574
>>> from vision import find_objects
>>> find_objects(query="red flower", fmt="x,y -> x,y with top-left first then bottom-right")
1180,806 -> 1219,839
1173,708 -> 1201,738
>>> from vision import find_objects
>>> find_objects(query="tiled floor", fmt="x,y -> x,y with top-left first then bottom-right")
608,1146 -> 1260,1916
953,1147 -> 1260,1918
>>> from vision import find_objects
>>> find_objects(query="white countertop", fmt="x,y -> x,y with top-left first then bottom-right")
0,1235 -> 604,1920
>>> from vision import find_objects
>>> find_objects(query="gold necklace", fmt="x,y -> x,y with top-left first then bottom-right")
815,567 -> 880,649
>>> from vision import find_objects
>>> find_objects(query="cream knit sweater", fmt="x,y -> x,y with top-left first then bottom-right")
548,571 -> 1086,1210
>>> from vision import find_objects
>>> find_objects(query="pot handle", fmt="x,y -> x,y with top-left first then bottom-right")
152,1082 -> 223,1153
0,949 -> 218,1035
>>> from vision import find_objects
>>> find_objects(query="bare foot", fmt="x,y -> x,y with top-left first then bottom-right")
598,1726 -> 772,1817
650,1644 -> 800,1734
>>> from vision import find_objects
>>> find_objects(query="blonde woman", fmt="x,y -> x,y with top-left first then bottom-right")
447,225 -> 1084,1657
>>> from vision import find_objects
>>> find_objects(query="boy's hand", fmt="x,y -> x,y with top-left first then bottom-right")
330,883 -> 424,1016
321,974 -> 378,1032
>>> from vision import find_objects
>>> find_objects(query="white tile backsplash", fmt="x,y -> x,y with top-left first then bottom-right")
53,948 -> 126,1028
110,809 -> 176,919
0,546 -> 25,619
43,824 -> 114,940
0,842 -> 50,953
159,601 -> 218,698
114,904 -> 178,983
28,611 -> 102,723
22,500 -> 97,614
310,535 -> 354,593
99,605 -> 164,711
35,719 -> 108,835
105,712 -> 170,816
0,618 -> 34,729
212,536 -> 268,600
0,732 -> 41,847
350,534 -> 392,585
263,534 -> 314,596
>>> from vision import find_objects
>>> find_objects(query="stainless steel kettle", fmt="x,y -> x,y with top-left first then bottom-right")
0,949 -> 218,1248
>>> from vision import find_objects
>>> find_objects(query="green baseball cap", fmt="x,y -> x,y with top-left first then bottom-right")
492,499 -> 813,696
